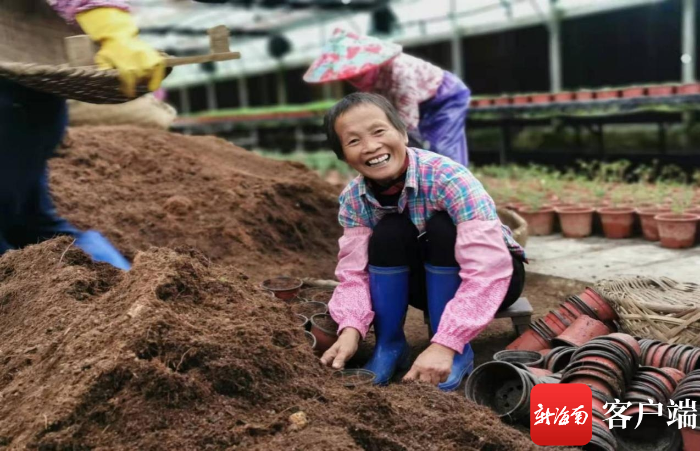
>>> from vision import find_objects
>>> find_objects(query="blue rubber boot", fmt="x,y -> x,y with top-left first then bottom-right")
363,265 -> 411,385
425,264 -> 475,391
75,231 -> 131,271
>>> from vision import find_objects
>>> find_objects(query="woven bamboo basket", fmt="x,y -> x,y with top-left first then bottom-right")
497,207 -> 529,247
595,277 -> 700,345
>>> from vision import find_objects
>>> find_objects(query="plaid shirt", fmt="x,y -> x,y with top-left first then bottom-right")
338,148 -> 525,258
47,0 -> 129,23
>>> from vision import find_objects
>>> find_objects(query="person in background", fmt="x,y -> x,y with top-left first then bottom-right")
0,1 -> 164,269
304,28 -> 471,167
319,93 -> 526,390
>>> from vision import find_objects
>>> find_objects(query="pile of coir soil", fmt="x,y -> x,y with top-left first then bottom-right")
51,126 -> 342,280
0,238 -> 560,450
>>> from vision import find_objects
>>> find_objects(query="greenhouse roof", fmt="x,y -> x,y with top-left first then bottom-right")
131,0 -> 667,87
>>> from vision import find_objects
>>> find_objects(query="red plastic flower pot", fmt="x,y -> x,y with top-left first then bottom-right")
525,366 -> 553,378
596,89 -> 620,100
576,90 -> 595,101
494,96 -> 511,106
679,83 -> 700,95
648,85 -> 676,97
292,301 -> 328,320
296,314 -> 310,330
541,312 -> 569,336
553,92 -> 574,102
310,313 -> 338,354
576,355 -> 626,383
545,347 -> 575,373
597,207 -> 636,239
552,316 -> 612,348
505,328 -> 550,352
304,330 -> 317,350
659,367 -> 686,385
637,207 -> 672,241
531,93 -> 552,104
649,343 -> 672,368
681,427 -> 700,451
622,86 -> 646,98
538,348 -> 553,357
578,288 -> 618,322
518,207 -> 556,236
261,276 -> 303,301
655,213 -> 700,249
559,302 -> 583,321
310,291 -> 334,304
512,95 -> 530,105
555,206 -> 595,238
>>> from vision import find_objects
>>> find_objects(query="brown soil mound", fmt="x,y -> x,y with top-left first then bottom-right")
51,127 -> 342,280
0,238 -> 552,450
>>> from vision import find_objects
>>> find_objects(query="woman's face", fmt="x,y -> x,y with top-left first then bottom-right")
334,104 -> 408,184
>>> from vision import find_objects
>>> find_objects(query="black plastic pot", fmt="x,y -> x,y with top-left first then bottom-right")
493,350 -> 544,368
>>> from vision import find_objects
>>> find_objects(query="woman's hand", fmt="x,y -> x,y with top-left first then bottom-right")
320,328 -> 361,369
403,343 -> 455,385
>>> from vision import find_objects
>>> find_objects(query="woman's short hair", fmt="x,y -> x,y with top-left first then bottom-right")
323,92 -> 407,160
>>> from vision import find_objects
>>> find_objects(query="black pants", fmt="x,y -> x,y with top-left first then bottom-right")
368,212 -> 525,312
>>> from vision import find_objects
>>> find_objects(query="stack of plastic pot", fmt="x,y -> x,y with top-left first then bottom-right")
543,346 -> 576,373
563,334 -> 641,450
507,287 -> 618,351
465,361 -> 551,424
493,350 -> 544,368
562,333 -> 640,399
640,339 -> 700,373
615,367 -> 683,451
671,370 -> 700,451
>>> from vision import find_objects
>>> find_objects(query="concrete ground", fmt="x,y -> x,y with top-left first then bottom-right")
525,235 -> 700,283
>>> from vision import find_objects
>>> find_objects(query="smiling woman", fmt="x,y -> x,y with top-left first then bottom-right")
320,92 -> 527,391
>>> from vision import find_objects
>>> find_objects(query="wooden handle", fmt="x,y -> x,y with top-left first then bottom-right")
65,25 -> 240,68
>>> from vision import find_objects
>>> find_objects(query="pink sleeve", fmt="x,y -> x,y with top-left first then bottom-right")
47,0 -> 130,24
431,220 -> 514,353
328,227 -> 374,338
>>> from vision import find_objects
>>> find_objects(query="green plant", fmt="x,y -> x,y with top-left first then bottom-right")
671,187 -> 694,214
521,191 -> 547,211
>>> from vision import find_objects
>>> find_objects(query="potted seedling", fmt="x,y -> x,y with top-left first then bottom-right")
292,301 -> 328,321
556,201 -> 596,238
655,189 -> 700,249
261,276 -> 303,301
518,191 -> 555,236
597,189 -> 636,239
636,186 -> 671,241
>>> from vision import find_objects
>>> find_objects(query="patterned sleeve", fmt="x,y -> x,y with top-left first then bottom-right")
436,164 -> 499,223
47,0 -> 130,24
431,164 -> 514,353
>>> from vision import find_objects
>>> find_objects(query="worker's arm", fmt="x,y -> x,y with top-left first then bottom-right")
47,1 -> 130,24
431,167 -> 514,353
47,2 -> 164,98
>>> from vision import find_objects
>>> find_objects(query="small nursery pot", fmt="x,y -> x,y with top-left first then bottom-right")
555,206 -> 595,238
304,330 -> 317,349
655,213 -> 700,249
291,301 -> 328,320
538,348 -> 553,357
465,361 -> 536,423
518,207 -> 556,236
567,295 -> 600,320
578,288 -> 618,322
311,290 -> 334,304
659,367 -> 686,385
505,327 -> 550,352
493,350 -> 544,368
552,316 -> 612,348
545,347 -> 576,373
597,207 -> 636,239
310,313 -> 338,354
589,423 -> 618,451
332,368 -> 375,387
296,314 -> 310,330
261,276 -> 303,301
541,312 -> 569,336
637,207 -> 671,241
600,333 -> 641,367
296,287 -> 324,302
563,375 -> 616,398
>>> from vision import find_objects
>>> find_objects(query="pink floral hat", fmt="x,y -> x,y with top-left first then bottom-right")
303,28 -> 402,84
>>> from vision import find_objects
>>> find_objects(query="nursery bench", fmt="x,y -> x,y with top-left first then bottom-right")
495,297 -> 533,335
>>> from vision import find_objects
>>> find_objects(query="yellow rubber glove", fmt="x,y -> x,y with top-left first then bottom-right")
76,7 -> 165,98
